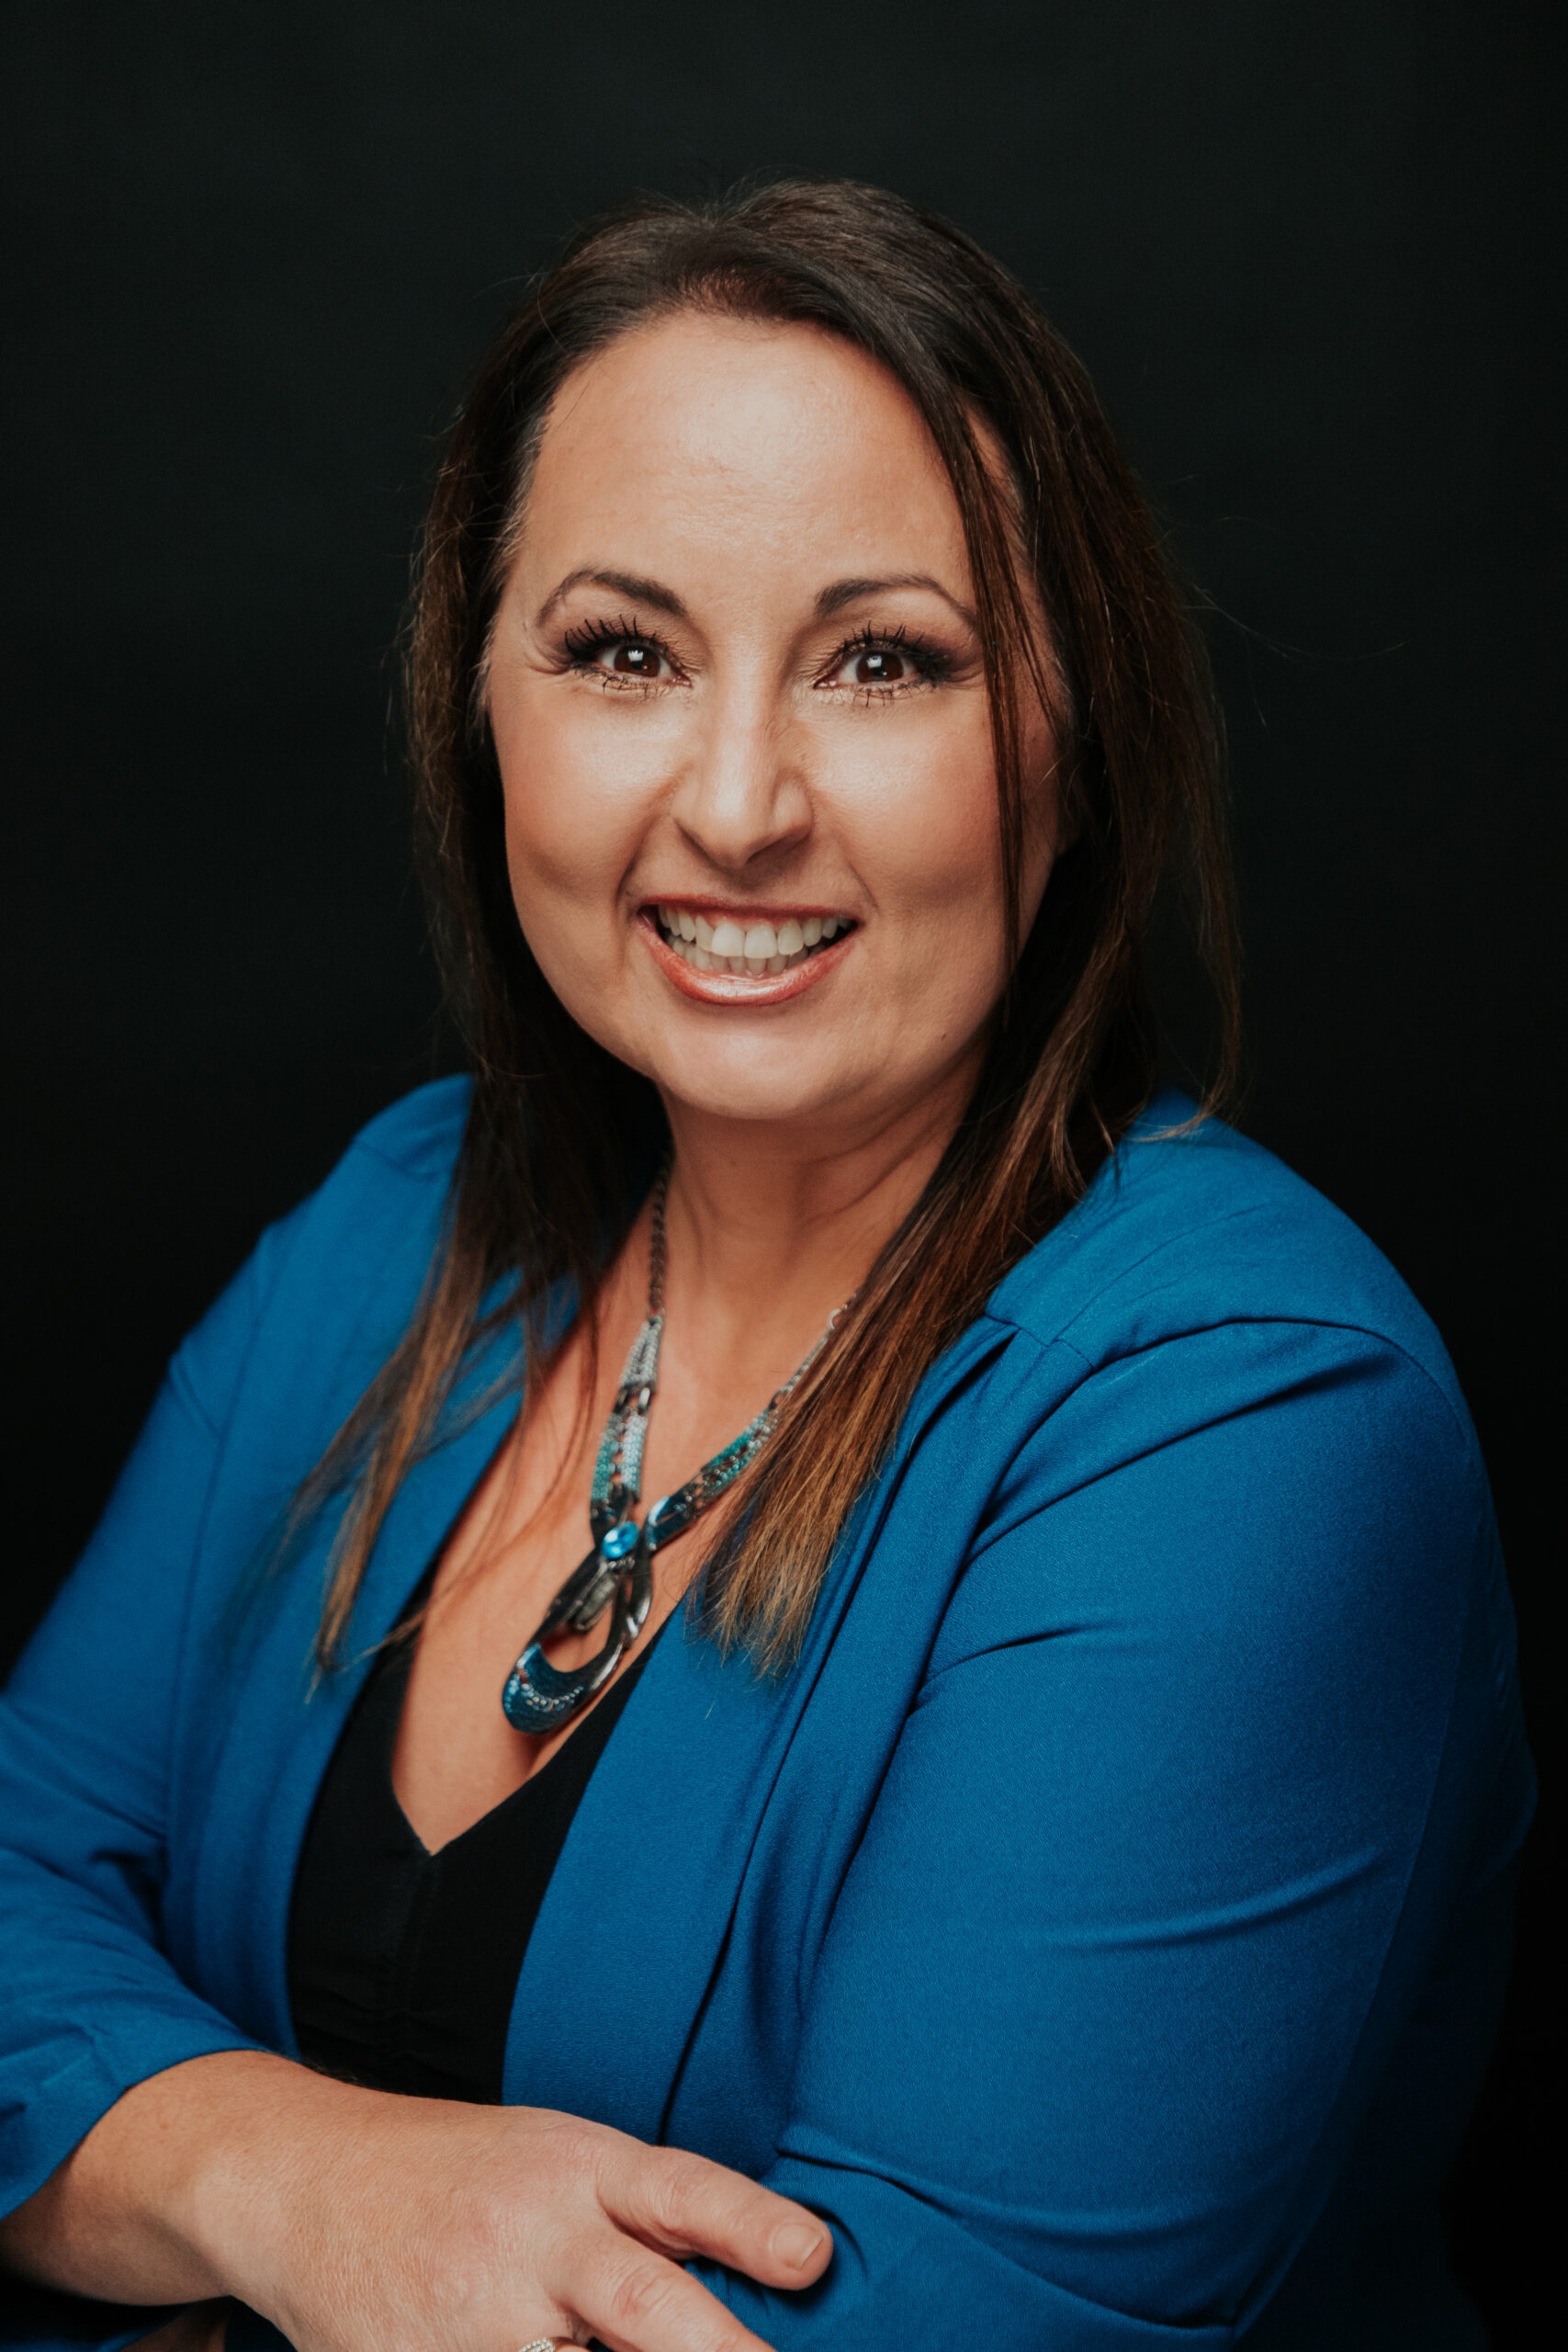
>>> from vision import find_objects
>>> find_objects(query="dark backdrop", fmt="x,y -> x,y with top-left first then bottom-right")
4,4 -> 1561,2341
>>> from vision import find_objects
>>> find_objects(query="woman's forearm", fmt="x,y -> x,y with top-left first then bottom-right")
1,2046 -> 829,2352
0,2048 -> 347,2304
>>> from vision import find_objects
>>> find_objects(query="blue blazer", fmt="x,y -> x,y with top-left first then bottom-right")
0,1084 -> 1534,2349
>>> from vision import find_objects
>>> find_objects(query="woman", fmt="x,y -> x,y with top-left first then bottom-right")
0,181 -> 1532,2351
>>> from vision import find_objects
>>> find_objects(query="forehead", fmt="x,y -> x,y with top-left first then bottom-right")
515,310 -> 970,588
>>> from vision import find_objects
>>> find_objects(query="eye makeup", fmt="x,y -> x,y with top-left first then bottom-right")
558,614 -> 681,685
818,622 -> 956,700
555,610 -> 964,702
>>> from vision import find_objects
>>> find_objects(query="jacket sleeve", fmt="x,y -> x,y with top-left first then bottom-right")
697,1318 -> 1529,2347
0,1214 -> 310,2345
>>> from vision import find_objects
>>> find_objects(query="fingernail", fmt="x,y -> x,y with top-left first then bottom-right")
773,2222 -> 826,2269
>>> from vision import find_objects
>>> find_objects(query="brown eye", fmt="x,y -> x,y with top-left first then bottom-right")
853,647 -> 908,685
610,642 -> 660,676
821,635 -> 940,694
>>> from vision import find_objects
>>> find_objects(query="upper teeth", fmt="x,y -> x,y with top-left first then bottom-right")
656,906 -> 846,976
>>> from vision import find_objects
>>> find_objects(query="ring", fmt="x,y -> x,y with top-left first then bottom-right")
514,2341 -> 559,2352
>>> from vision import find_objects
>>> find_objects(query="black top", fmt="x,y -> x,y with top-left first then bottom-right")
288,1592 -> 657,2104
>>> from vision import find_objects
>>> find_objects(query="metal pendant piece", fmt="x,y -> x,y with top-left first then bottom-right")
501,1521 -> 652,1735
501,1614 -> 626,1735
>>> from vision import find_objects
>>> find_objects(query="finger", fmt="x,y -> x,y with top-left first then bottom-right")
598,2143 -> 831,2290
567,2229 -> 783,2352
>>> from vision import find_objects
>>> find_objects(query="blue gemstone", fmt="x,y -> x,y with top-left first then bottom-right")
600,1521 -> 639,1560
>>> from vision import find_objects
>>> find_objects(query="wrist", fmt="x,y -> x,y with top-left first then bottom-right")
177,2054 -> 373,2315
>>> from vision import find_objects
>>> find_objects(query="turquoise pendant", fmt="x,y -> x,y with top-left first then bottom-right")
501,1521 -> 651,1735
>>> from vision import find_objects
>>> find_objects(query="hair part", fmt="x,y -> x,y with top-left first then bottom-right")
295,176 -> 1240,1675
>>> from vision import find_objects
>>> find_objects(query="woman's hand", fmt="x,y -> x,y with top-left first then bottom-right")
1,2051 -> 830,2352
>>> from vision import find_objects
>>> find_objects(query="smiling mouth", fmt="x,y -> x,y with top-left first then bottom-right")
649,902 -> 856,977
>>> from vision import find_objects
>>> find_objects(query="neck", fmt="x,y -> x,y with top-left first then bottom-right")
653,1047 -> 981,1354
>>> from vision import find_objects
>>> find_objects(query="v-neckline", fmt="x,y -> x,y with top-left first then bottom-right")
368,1605 -> 663,1862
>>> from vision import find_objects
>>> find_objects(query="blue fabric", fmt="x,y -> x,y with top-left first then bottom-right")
0,1083 -> 1533,2348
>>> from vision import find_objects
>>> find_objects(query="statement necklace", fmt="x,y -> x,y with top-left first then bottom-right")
502,1165 -> 847,1736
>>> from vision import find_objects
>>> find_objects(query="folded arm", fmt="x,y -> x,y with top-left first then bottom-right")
699,1321 -> 1517,2346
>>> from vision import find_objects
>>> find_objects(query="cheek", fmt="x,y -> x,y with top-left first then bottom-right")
838,706 -> 1008,941
492,704 -> 647,1059
497,755 -> 642,1064
494,695 -> 658,924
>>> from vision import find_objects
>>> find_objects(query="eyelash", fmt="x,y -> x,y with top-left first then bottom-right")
558,616 -> 954,699
830,623 -> 953,699
559,614 -> 667,682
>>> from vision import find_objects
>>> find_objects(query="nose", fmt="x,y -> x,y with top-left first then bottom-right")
667,673 -> 813,876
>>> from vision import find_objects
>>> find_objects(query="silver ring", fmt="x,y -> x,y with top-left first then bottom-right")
515,2341 -> 559,2352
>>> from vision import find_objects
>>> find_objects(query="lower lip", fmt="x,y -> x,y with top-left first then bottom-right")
638,911 -> 856,1006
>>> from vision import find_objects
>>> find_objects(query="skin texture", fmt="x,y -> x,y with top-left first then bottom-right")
0,311 -> 1062,2351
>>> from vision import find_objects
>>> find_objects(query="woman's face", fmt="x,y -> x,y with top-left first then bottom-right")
484,310 -> 1064,1143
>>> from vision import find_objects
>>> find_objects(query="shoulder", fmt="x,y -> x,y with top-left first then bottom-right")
940,1098 -> 1505,1730
987,1089 -> 1461,1417
960,1091 -> 1493,1622
243,1074 -> 470,1323
329,1071 -> 473,1184
168,1077 -> 473,1443
272,1071 -> 469,1253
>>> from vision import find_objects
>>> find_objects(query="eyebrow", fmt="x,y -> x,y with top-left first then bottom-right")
814,573 -> 976,626
536,568 -> 691,627
536,566 -> 976,631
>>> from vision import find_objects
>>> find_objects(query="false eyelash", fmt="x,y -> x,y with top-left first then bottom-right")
560,613 -> 674,667
825,622 -> 954,688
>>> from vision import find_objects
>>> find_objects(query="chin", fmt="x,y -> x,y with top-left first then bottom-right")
652,1043 -> 863,1129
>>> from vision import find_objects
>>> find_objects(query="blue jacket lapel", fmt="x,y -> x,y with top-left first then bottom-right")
502,1317 -> 1012,2143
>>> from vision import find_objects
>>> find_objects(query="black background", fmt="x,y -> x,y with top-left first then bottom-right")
4,4 -> 1561,2340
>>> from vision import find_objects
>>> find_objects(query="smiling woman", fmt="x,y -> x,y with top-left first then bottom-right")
0,182 -> 1531,2352
489,312 -> 1031,1088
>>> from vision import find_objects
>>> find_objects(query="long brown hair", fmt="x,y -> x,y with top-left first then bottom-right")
301,177 -> 1240,1674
